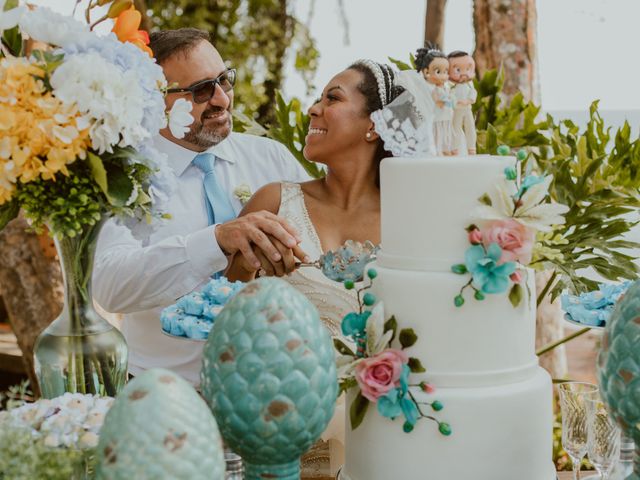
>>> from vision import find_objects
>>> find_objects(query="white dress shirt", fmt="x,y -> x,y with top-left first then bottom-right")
92,132 -> 310,385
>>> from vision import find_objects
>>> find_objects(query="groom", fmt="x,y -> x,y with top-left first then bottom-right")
93,28 -> 310,385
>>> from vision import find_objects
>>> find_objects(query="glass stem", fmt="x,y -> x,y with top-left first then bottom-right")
570,455 -> 581,480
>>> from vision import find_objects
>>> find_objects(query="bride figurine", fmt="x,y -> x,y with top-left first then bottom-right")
415,44 -> 457,156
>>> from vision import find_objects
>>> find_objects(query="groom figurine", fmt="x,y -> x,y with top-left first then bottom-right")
448,50 -> 477,155
93,28 -> 310,385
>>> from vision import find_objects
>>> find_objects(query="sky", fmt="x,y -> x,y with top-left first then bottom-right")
31,0 -> 640,114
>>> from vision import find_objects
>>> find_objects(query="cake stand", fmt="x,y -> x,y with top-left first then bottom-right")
161,330 -> 207,342
563,316 -> 634,480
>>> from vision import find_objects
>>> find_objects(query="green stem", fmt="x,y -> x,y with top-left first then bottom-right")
536,327 -> 591,357
536,270 -> 558,307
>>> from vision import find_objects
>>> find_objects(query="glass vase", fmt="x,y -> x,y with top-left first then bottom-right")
34,218 -> 128,398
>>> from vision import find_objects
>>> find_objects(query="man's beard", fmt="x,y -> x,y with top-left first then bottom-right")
183,107 -> 233,148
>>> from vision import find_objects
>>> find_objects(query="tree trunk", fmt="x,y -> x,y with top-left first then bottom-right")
473,0 -> 540,103
535,270 -> 568,379
133,0 -> 152,32
256,0 -> 292,126
0,218 -> 63,397
424,0 -> 448,48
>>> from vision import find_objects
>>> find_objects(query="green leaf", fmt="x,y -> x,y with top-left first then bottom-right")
104,163 -> 134,207
509,283 -> 523,308
383,315 -> 398,343
350,392 -> 370,430
451,264 -> 468,275
334,338 -> 355,356
87,152 -> 109,196
1,25 -> 23,57
338,377 -> 358,396
0,199 -> 19,231
387,56 -> 413,71
398,328 -> 418,349
408,357 -> 426,373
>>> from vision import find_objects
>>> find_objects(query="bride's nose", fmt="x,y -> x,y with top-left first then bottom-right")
308,101 -> 321,117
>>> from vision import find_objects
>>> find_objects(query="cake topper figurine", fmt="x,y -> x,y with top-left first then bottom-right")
447,50 -> 477,155
415,44 -> 457,156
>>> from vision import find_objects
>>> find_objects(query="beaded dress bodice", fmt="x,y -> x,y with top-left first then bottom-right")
277,182 -> 359,337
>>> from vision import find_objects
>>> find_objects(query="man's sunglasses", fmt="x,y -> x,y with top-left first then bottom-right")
167,69 -> 237,104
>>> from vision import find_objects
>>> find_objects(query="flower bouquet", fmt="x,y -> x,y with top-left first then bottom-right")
0,1 -> 192,397
0,387 -> 113,479
335,269 -> 451,435
451,147 -> 570,307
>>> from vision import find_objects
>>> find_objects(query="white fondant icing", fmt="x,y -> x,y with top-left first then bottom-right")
342,369 -> 556,480
342,155 -> 554,479
368,263 -> 538,387
379,155 -> 512,268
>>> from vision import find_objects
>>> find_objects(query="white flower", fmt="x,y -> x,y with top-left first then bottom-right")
233,183 -> 253,205
3,393 -> 114,451
336,353 -> 362,380
168,98 -> 193,139
473,175 -> 569,231
365,302 -> 392,356
50,52 -> 149,153
0,0 -> 25,37
18,7 -> 91,47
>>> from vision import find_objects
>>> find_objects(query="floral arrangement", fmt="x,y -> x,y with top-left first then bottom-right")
335,268 -> 451,435
161,277 -> 245,340
561,281 -> 631,327
0,1 -> 192,237
233,183 -> 252,205
451,146 -> 569,307
0,389 -> 113,479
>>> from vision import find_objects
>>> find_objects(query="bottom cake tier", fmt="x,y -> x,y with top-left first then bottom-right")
340,367 -> 555,480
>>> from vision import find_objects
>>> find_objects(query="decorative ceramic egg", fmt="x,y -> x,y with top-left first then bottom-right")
597,280 -> 640,479
201,277 -> 338,479
96,369 -> 225,480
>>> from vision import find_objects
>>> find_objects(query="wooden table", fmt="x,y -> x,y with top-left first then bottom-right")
308,472 -> 581,480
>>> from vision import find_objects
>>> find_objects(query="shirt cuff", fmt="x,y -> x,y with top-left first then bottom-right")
185,225 -> 229,277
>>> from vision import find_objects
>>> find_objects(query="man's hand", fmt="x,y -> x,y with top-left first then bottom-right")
254,236 -> 308,277
215,211 -> 307,271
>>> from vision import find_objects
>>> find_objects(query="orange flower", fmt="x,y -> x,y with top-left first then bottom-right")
111,7 -> 153,57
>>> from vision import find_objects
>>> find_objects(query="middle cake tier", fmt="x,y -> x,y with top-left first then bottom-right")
369,262 -> 539,387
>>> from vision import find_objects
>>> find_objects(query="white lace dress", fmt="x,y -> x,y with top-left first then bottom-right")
277,182 -> 360,335
277,182 -> 359,477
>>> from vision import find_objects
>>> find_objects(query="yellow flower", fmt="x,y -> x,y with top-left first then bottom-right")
0,57 -> 91,204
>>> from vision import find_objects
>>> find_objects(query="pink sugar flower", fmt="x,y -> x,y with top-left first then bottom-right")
354,349 -> 409,402
468,228 -> 483,245
482,219 -> 535,265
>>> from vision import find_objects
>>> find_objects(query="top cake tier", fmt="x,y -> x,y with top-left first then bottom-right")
378,155 -> 513,271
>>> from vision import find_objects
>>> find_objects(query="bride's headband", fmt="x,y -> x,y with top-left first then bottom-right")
353,59 -> 391,107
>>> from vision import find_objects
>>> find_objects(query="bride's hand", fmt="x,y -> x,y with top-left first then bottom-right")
255,236 -> 309,277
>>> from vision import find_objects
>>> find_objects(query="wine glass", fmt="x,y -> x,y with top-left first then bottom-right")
586,396 -> 621,480
559,382 -> 600,480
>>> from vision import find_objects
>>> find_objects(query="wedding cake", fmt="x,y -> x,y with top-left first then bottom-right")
340,155 -> 555,480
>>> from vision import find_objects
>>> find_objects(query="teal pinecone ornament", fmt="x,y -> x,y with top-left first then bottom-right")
597,280 -> 640,480
96,369 -> 225,480
201,277 -> 338,480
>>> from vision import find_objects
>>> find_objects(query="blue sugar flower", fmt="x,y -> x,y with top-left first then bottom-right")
377,366 -> 419,427
465,243 -> 516,295
516,174 -> 545,197
341,311 -> 371,338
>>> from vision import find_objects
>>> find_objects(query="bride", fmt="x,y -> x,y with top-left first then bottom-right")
226,59 -> 401,477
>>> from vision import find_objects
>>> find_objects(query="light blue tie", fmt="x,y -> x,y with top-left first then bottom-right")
192,153 -> 236,226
